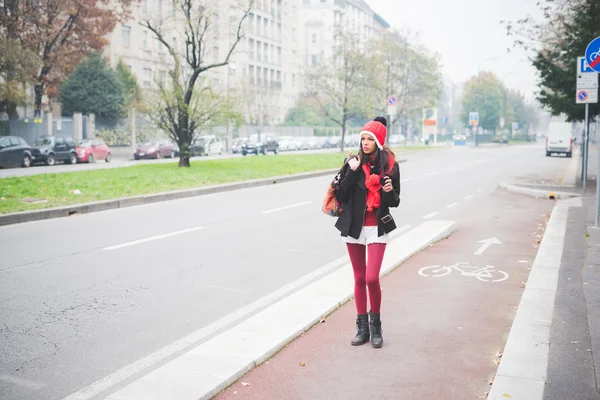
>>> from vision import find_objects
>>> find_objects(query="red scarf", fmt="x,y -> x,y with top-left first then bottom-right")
361,152 -> 396,212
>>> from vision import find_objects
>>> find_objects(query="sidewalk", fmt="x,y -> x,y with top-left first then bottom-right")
215,190 -> 555,399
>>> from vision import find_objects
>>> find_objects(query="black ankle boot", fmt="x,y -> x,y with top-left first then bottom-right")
370,311 -> 383,348
351,313 -> 370,346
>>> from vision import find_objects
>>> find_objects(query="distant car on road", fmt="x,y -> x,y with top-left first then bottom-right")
0,136 -> 32,168
76,138 -> 112,163
546,121 -> 573,157
232,138 -> 247,154
30,135 -> 77,166
134,139 -> 178,160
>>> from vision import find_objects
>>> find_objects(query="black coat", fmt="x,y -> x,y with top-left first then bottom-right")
335,160 -> 401,239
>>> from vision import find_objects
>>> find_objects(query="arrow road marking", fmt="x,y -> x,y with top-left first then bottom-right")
474,237 -> 503,256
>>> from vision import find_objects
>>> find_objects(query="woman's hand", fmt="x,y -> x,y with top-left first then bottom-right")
348,155 -> 361,171
382,176 -> 393,192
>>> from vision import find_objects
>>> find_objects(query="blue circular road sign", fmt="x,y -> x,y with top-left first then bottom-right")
585,37 -> 600,72
578,90 -> 589,101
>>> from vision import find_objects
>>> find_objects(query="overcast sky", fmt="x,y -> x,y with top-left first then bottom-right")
368,0 -> 543,100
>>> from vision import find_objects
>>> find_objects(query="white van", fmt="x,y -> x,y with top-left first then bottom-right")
546,121 -> 573,157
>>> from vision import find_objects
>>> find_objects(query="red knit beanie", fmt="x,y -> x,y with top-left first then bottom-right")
360,118 -> 387,149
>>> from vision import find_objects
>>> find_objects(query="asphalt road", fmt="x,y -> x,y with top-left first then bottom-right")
0,143 -> 572,400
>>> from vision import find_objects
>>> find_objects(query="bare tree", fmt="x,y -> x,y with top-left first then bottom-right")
142,0 -> 253,167
372,32 -> 442,140
305,32 -> 376,152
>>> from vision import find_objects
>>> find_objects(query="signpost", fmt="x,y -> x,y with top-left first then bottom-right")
583,40 -> 600,224
386,95 -> 398,145
579,52 -> 600,198
422,108 -> 438,144
499,117 -> 505,129
469,112 -> 479,146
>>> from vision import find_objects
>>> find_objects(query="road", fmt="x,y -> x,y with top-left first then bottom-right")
0,143 -> 571,400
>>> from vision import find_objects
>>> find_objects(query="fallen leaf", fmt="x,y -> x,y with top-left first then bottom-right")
520,282 -> 526,288
299,361 -> 306,367
503,394 -> 512,398
572,341 -> 580,344
495,350 -> 503,358
233,391 -> 238,395
489,375 -> 495,384
494,358 -> 501,365
241,382 -> 250,387
319,318 -> 326,323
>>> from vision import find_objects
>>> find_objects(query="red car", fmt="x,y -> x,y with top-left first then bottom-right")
76,139 -> 112,163
134,139 -> 179,160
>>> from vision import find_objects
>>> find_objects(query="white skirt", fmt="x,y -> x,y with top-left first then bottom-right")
342,226 -> 389,245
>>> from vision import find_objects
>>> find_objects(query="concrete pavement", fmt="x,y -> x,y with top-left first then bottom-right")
0,143 -> 570,400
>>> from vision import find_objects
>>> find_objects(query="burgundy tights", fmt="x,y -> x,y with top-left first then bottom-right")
346,243 -> 387,314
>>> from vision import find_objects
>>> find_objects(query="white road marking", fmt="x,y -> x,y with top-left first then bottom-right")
474,237 -> 503,256
424,171 -> 439,176
60,251 -> 354,400
103,227 -> 204,250
464,195 -> 474,200
423,211 -> 440,219
446,202 -> 460,208
448,167 -> 458,172
262,201 -> 312,214
400,178 -> 413,183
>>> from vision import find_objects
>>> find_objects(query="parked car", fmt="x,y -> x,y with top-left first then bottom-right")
192,135 -> 223,156
232,138 -> 247,154
307,137 -> 320,149
134,139 -> 178,159
76,138 -> 111,163
242,134 -> 278,156
277,136 -> 297,151
0,136 -> 32,168
30,135 -> 77,166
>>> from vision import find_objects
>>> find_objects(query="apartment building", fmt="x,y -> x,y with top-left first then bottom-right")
102,0 -> 302,126
300,0 -> 390,68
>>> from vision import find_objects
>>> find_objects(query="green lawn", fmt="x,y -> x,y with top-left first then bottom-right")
0,146 -> 431,214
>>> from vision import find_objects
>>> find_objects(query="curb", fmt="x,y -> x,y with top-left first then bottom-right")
101,220 -> 456,400
488,197 -> 583,400
498,182 -> 580,200
0,168 -> 339,227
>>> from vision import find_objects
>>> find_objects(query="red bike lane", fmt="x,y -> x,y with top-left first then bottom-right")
216,190 -> 554,400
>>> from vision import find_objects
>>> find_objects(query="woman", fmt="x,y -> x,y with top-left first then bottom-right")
335,116 -> 401,348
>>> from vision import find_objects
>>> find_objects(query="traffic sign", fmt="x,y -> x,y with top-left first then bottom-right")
586,37 -> 600,72
499,117 -> 505,129
469,112 -> 479,126
512,121 -> 519,131
387,95 -> 398,106
577,89 -> 598,103
577,57 -> 598,89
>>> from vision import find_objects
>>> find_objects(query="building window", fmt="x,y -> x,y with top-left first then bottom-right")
213,46 -> 219,62
142,68 -> 151,88
142,0 -> 148,11
303,0 -> 309,4
311,55 -> 317,65
143,31 -> 148,49
312,34 -> 316,44
264,43 -> 268,62
158,70 -> 167,86
249,39 -> 255,61
121,25 -> 131,47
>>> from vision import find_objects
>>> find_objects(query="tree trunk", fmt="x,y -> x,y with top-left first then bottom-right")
34,83 -> 45,117
178,155 -> 191,167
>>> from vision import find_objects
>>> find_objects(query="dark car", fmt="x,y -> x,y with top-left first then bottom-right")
134,139 -> 178,160
232,138 -> 247,154
0,136 -> 32,168
242,134 -> 278,156
30,135 -> 77,166
189,138 -> 206,156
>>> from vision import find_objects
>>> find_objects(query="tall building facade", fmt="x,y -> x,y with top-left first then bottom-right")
300,0 -> 390,68
102,0 -> 302,126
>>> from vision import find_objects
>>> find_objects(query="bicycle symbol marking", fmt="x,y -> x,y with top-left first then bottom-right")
418,262 -> 509,282
591,48 -> 600,61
